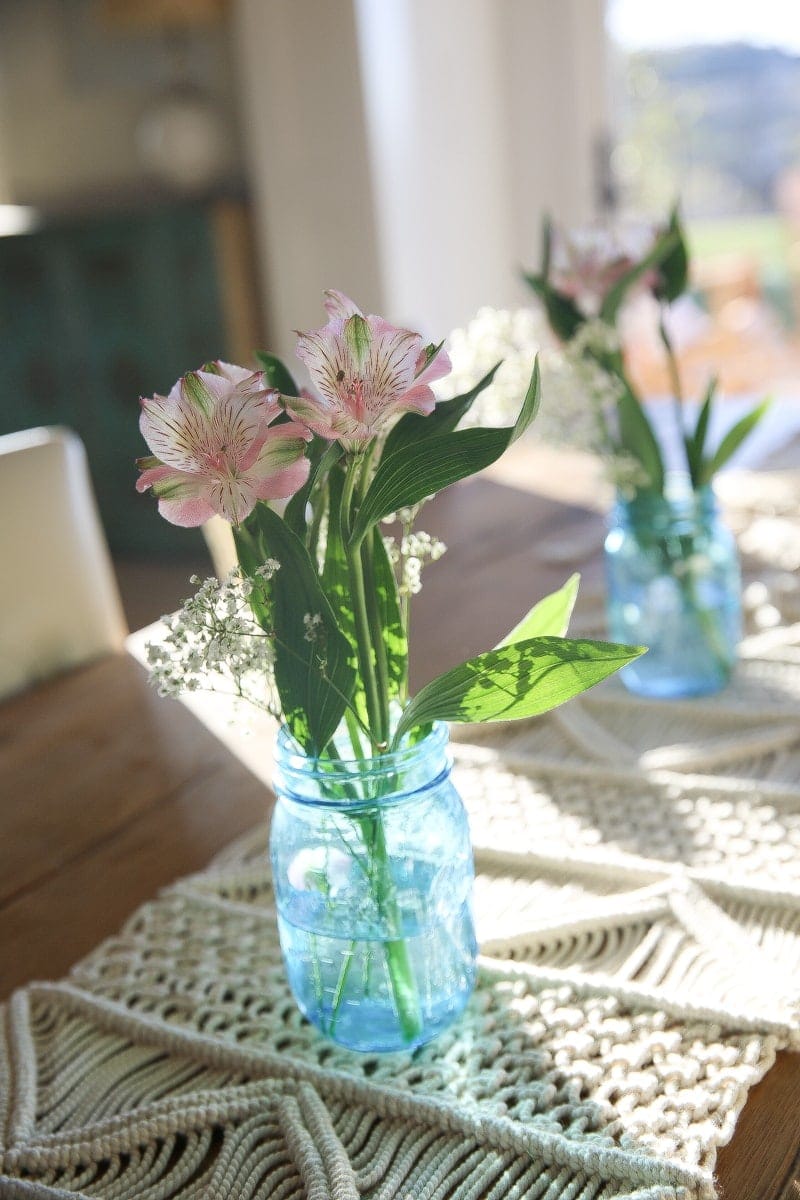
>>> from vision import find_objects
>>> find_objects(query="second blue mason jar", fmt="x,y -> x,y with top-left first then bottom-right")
604,480 -> 741,699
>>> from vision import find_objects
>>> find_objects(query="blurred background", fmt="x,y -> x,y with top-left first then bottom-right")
1,0 -> 799,629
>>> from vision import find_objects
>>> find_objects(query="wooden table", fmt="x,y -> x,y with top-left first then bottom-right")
2,476 -> 799,1199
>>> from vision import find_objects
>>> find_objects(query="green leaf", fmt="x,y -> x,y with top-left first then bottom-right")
698,398 -> 770,485
541,214 -> 553,280
599,228 -> 681,325
283,438 -> 342,537
617,383 -> 665,494
495,574 -> 580,646
234,503 -> 355,755
394,636 -> 645,744
382,362 -> 502,458
418,340 -> 446,374
522,271 -> 585,342
367,525 -> 408,704
692,378 -> 715,457
352,359 -> 540,545
254,350 -> 300,398
684,377 -> 716,487
682,435 -> 698,491
321,470 -> 407,727
655,205 -> 689,303
320,466 -> 362,718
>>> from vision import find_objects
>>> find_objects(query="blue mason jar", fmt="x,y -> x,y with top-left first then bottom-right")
604,481 -> 741,698
270,722 -> 477,1052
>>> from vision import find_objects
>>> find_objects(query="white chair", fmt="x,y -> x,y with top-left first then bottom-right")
0,427 -> 128,700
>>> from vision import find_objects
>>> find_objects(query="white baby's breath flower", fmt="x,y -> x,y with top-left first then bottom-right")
145,567 -> 280,716
534,318 -> 627,464
436,306 -> 552,430
441,303 -> 644,489
303,612 -> 324,642
382,534 -> 400,565
255,559 -> 280,580
403,557 -> 422,595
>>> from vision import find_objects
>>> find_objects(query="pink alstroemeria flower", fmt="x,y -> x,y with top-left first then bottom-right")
551,224 -> 656,315
286,291 -> 451,449
136,362 -> 310,526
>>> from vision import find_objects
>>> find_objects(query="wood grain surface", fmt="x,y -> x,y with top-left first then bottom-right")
1,475 -> 797,1199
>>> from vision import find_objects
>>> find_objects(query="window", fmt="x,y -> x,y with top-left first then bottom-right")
607,0 -> 800,394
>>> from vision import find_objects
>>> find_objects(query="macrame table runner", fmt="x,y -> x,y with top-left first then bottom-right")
3,468 -> 800,1200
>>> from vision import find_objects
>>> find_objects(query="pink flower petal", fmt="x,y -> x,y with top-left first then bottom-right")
295,325 -> 352,407
252,457 -> 311,501
158,493 -> 218,527
207,475 -> 258,524
391,383 -> 437,417
209,361 -> 258,387
180,369 -> 231,417
136,462 -> 173,493
249,424 -> 313,474
139,393 -> 206,473
140,373 -> 229,473
414,344 -> 452,386
135,462 -> 216,527
211,362 -> 282,423
294,298 -> 448,446
323,290 -> 362,319
209,385 -> 264,472
281,390 -> 339,441
364,318 -> 421,395
244,423 -> 311,504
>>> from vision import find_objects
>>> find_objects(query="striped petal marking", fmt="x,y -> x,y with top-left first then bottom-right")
137,365 -> 310,526
293,298 -> 450,449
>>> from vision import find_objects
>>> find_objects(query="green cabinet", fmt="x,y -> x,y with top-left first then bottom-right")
0,202 -> 234,556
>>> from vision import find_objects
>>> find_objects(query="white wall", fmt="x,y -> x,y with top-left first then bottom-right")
501,0 -> 611,263
354,0 -> 516,339
355,0 -> 611,335
232,0 -> 384,362
234,0 -> 610,348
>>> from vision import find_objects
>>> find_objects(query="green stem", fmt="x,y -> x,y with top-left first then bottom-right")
344,708 -> 366,762
306,503 -> 326,564
397,510 -> 416,703
308,933 -> 325,1012
324,459 -> 422,1043
357,808 -> 422,1043
658,530 -> 732,680
326,806 -> 421,1044
675,554 -> 733,679
362,529 -> 391,741
341,457 -> 384,746
318,802 -> 421,1043
328,941 -> 357,1036
659,308 -> 690,479
357,450 -> 391,744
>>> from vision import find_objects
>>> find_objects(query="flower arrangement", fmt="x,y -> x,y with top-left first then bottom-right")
138,289 -> 641,750
136,289 -> 643,1047
523,212 -> 769,696
523,209 -> 769,498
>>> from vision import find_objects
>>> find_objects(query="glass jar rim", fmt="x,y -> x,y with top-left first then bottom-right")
613,476 -> 718,524
274,720 -> 451,806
